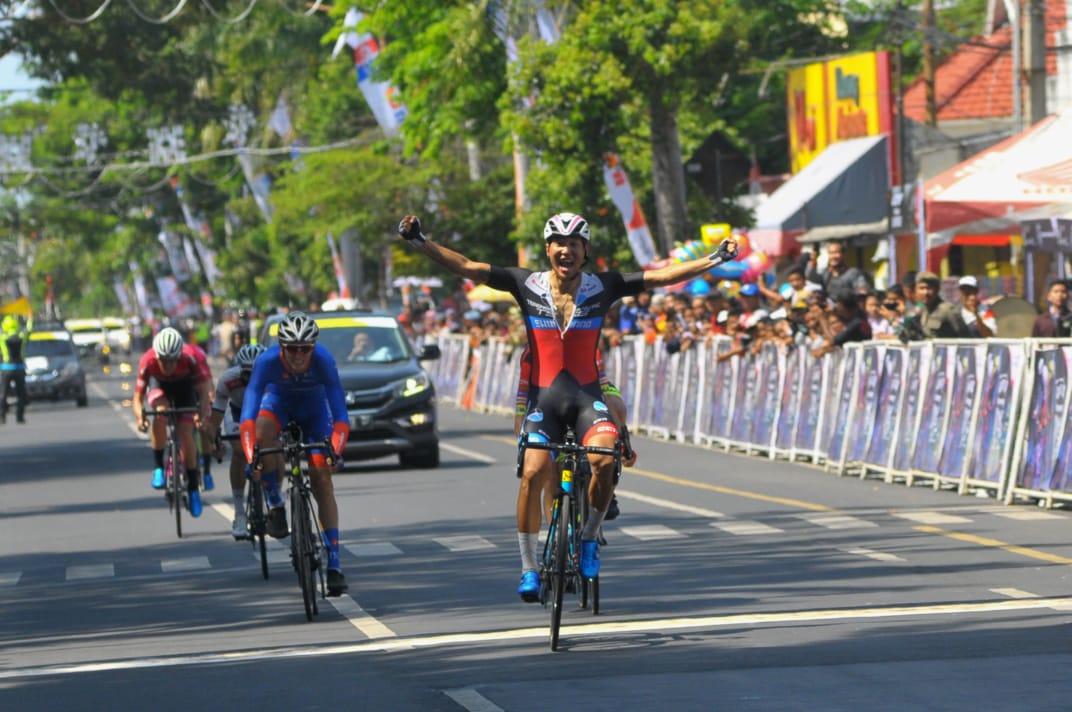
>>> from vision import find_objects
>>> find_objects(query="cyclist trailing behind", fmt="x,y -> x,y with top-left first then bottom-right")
132,327 -> 215,517
239,312 -> 351,597
398,212 -> 736,602
205,343 -> 266,539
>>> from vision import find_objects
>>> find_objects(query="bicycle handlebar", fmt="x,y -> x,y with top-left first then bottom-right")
252,437 -> 337,467
521,439 -> 619,458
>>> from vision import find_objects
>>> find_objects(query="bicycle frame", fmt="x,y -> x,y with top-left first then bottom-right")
519,426 -> 620,651
253,422 -> 334,622
144,406 -> 200,539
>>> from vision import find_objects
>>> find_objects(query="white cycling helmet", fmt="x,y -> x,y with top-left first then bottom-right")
152,327 -> 184,360
235,343 -> 265,369
543,212 -> 590,242
277,311 -> 319,345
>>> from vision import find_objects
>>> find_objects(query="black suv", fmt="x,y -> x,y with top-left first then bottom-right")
260,310 -> 441,468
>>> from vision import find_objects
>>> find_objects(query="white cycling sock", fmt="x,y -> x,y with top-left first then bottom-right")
232,491 -> 245,515
518,532 -> 539,573
582,508 -> 607,540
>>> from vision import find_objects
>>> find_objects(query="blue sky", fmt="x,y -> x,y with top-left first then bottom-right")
0,53 -> 43,101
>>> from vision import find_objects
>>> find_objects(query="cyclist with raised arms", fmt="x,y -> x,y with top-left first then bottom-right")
205,343 -> 266,539
132,327 -> 215,517
398,212 -> 736,601
239,312 -> 351,597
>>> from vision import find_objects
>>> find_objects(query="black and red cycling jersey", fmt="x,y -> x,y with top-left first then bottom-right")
488,267 -> 645,390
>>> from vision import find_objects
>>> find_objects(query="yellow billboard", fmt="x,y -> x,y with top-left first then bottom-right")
787,51 -> 895,177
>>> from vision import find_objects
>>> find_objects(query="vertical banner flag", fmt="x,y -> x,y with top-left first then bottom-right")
333,8 -> 407,137
325,233 -> 352,298
604,153 -> 659,268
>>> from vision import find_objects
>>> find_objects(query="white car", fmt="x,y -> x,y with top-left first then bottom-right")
64,318 -> 106,360
101,316 -> 131,353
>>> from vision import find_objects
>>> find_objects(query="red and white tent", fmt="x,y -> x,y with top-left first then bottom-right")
925,111 -> 1072,249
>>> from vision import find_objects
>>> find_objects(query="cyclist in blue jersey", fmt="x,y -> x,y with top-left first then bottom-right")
239,312 -> 351,596
399,212 -> 736,602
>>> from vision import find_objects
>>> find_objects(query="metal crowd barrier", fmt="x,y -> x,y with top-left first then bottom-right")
421,331 -> 1072,508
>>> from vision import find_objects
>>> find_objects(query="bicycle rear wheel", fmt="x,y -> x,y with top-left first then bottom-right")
168,440 -> 183,539
291,491 -> 317,621
549,494 -> 571,651
248,482 -> 268,580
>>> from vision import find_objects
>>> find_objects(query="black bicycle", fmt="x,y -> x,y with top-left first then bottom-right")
220,432 -> 270,579
520,426 -> 621,651
144,406 -> 201,539
253,422 -> 333,621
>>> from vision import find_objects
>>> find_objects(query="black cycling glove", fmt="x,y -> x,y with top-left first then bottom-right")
708,238 -> 738,265
397,216 -> 427,243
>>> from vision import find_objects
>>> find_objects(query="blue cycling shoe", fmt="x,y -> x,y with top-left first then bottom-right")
203,472 -> 215,491
517,570 -> 540,602
580,539 -> 600,578
151,467 -> 165,490
189,489 -> 203,518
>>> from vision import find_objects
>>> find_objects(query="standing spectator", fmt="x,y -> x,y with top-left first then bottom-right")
957,276 -> 997,338
617,295 -> 640,334
902,271 -> 919,317
0,315 -> 28,424
1031,280 -> 1072,337
916,272 -> 971,338
864,291 -> 894,338
738,282 -> 763,318
812,294 -> 872,357
800,241 -> 873,301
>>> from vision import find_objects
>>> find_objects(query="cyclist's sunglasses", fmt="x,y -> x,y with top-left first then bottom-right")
282,344 -> 314,355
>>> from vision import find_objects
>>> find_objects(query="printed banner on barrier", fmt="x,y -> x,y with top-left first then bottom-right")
914,344 -> 952,473
846,345 -> 882,464
892,344 -> 928,472
938,345 -> 983,479
865,346 -> 904,469
1018,347 -> 1070,491
827,348 -> 857,467
971,342 -> 1024,483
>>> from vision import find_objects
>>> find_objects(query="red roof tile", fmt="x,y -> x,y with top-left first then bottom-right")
903,0 -> 1066,122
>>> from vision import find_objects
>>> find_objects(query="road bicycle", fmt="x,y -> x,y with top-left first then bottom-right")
144,406 -> 201,539
219,431 -> 270,580
520,426 -> 621,651
253,422 -> 333,622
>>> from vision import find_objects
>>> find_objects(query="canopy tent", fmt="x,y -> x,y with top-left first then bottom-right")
925,111 -> 1072,249
749,134 -> 890,257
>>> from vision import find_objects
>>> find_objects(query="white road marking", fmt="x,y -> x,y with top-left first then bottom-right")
0,572 -> 21,586
799,513 -> 878,530
345,542 -> 402,557
443,688 -> 505,712
65,564 -> 114,581
891,511 -> 971,524
991,588 -> 1039,599
325,595 -> 398,640
843,547 -> 906,562
619,524 -> 684,540
992,510 -> 1065,521
435,535 -> 495,552
440,442 -> 497,464
6,596 -> 1072,680
161,556 -> 211,573
712,520 -> 784,536
615,489 -> 725,518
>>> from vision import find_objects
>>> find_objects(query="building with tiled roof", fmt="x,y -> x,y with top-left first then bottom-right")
903,0 -> 1071,178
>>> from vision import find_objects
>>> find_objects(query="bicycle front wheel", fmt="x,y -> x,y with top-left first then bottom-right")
168,440 -> 183,539
249,482 -> 268,580
291,491 -> 317,621
549,494 -> 571,651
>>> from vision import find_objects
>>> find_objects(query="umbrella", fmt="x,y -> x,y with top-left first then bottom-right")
466,284 -> 516,304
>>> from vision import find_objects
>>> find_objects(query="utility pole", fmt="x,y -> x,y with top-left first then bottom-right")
921,0 -> 937,127
1024,0 -> 1048,124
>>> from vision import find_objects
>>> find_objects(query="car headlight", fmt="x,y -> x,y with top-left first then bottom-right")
396,372 -> 430,398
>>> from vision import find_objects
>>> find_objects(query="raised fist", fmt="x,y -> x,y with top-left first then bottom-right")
397,215 -> 426,243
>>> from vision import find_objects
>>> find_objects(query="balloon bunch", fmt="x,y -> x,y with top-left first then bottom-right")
644,224 -> 772,294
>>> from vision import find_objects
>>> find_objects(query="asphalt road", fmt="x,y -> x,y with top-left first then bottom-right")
3,361 -> 1072,711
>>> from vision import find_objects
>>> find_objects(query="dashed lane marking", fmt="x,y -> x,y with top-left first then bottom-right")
345,542 -> 403,557
991,588 -> 1039,599
5,596 -> 1072,680
843,547 -> 906,563
65,564 -> 114,581
444,688 -> 505,712
435,535 -> 496,552
891,511 -> 971,525
799,513 -> 878,530
712,520 -> 784,536
619,524 -> 684,541
161,556 -> 211,573
441,442 -> 497,464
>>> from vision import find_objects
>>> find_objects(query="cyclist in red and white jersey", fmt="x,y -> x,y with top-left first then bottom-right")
399,212 -> 736,601
132,327 -> 215,517
205,343 -> 266,538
